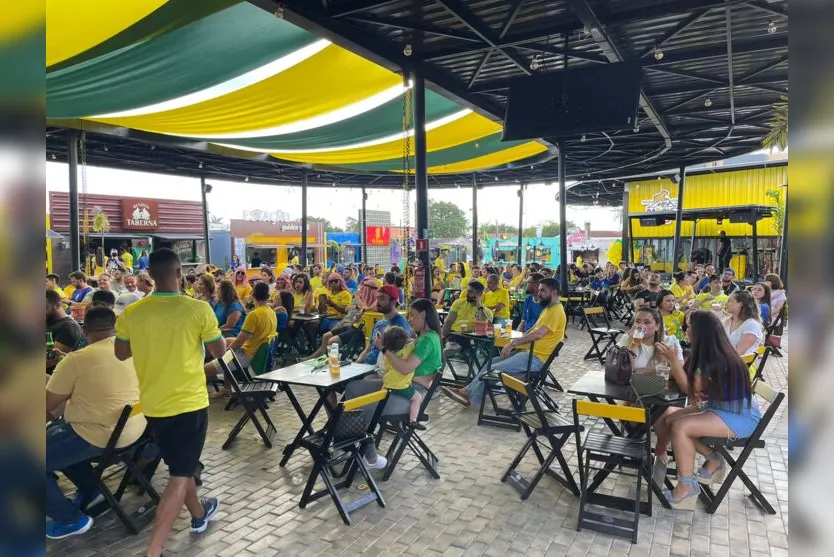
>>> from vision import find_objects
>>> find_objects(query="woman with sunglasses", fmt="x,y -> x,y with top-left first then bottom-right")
232,268 -> 252,306
318,273 -> 352,333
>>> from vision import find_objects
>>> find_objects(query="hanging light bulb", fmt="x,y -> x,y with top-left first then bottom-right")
494,176 -> 499,181
103,145 -> 108,152
274,6 -> 284,19
704,96 -> 713,107
633,125 -> 640,133
474,142 -> 480,149
198,162 -> 203,169
51,153 -> 56,160
244,176 -> 249,182
403,43 -> 412,56
580,135 -> 587,143
530,56 -> 541,70
653,45 -> 664,61
767,20 -> 777,34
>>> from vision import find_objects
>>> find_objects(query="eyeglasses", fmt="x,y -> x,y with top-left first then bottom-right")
328,280 -> 340,284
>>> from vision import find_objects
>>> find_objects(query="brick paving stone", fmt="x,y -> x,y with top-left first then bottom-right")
46,322 -> 789,557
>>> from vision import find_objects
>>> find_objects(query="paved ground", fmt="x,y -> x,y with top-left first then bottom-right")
49,322 -> 789,557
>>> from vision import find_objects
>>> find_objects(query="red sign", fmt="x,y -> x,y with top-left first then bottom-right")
366,226 -> 391,246
122,198 -> 160,230
416,239 -> 428,252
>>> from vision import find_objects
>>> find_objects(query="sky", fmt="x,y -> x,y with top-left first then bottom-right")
45,161 -> 623,233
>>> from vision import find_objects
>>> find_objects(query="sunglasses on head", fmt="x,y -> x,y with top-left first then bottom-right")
328,279 -> 340,284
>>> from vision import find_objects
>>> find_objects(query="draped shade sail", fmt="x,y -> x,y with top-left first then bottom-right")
46,0 -> 546,175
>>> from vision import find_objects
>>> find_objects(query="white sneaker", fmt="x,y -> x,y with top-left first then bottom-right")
363,455 -> 388,470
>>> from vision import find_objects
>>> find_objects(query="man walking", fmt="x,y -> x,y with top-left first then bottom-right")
115,249 -> 226,557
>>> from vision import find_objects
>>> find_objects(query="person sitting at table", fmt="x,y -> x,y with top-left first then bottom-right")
620,268 -> 644,297
81,273 -> 113,307
273,290 -> 294,333
308,264 -> 323,291
90,290 -> 116,310
656,310 -> 760,509
344,298 -> 443,470
378,326 -> 423,429
750,282 -> 772,323
669,271 -> 695,305
136,271 -> 155,297
339,265 -> 358,294
657,289 -> 686,341
694,264 -> 716,293
518,272 -> 544,333
540,267 -> 554,279
441,281 -> 492,358
722,290 -> 764,357
764,273 -> 786,324
689,274 -> 728,311
193,275 -> 216,305
206,282 -> 276,380
431,267 -> 446,306
357,276 -> 380,312
232,268 -> 252,306
318,273 -> 353,333
290,273 -> 314,314
721,268 -> 741,296
483,274 -> 510,327
442,278 -> 565,408
634,273 -> 663,308
508,264 -> 524,289
618,306 -> 684,369
260,267 -> 277,295
47,290 -> 86,373
64,271 -> 93,314
46,306 -> 147,540
213,280 -> 246,338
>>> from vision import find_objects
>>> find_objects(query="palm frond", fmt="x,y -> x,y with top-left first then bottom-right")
762,96 -> 788,151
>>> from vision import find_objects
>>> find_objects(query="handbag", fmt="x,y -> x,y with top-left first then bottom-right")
630,372 -> 667,398
604,346 -> 635,385
333,408 -> 369,441
766,335 -> 782,349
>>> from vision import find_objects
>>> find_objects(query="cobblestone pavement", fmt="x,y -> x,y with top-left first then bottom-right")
49,323 -> 789,557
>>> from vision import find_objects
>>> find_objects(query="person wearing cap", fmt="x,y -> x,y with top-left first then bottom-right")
441,280 -> 492,357
721,268 -> 740,295
355,285 -> 412,365
114,274 -> 144,315
46,306 -> 146,540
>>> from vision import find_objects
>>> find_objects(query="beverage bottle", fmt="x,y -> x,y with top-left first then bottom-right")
328,343 -> 341,377
474,305 -> 489,335
46,332 -> 56,360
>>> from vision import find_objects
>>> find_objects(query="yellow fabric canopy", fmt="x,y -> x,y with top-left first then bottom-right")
46,0 -> 167,66
272,112 -> 501,165
93,45 -> 401,135
1,3 -> 43,45
426,142 -> 548,174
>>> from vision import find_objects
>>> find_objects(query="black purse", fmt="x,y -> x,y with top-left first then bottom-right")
333,409 -> 369,441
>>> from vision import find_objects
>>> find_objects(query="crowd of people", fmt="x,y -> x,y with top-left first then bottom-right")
45,247 -> 787,550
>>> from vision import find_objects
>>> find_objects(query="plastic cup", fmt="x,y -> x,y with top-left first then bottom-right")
632,325 -> 645,340
711,302 -> 722,312
493,324 -> 502,337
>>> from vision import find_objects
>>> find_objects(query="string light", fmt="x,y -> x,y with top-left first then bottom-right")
274,6 -> 284,19
580,135 -> 586,143
198,162 -> 203,169
767,21 -> 777,34
653,45 -> 664,61
403,44 -> 412,56
633,125 -> 640,133
244,176 -> 249,182
530,56 -> 541,70
704,97 -> 713,107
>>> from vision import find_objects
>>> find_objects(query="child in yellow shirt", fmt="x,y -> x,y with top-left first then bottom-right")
380,326 -> 423,429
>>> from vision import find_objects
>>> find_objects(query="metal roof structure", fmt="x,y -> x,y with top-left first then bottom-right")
629,204 -> 777,222
46,0 -> 787,194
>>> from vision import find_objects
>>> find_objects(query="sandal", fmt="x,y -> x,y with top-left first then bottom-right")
696,451 -> 727,485
663,476 -> 700,510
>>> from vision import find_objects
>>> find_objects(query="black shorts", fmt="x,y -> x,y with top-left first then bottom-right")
336,327 -> 364,346
146,408 -> 208,477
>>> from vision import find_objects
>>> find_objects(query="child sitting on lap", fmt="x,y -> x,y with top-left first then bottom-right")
380,326 -> 424,430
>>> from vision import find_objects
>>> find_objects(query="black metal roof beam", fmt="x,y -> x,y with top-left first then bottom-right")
738,54 -> 788,83
637,8 -> 712,59
515,43 -> 608,64
744,1 -> 788,18
567,0 -> 672,151
650,35 -> 786,65
499,0 -> 526,39
434,0 -> 532,76
645,66 -> 726,85
343,14 -> 482,42
467,51 -> 492,89
328,0 -> 403,18
725,5 -> 736,127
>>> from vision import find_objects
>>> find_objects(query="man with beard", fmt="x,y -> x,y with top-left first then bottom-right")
441,281 -> 493,357
518,272 -> 544,333
47,290 -> 86,373
114,273 -> 144,315
442,278 -> 566,407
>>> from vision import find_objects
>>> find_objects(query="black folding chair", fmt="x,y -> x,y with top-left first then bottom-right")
441,334 -> 478,387
500,373 -> 579,500
218,350 -> 279,450
699,379 -> 785,514
84,403 -> 160,534
753,345 -> 771,382
573,399 -> 652,544
298,389 -> 390,525
375,372 -> 442,481
582,307 -> 624,364
340,327 -> 366,361
764,306 -> 786,356
612,288 -> 634,325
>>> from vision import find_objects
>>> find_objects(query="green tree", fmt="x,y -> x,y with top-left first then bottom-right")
345,217 -> 360,232
479,222 -> 518,236
429,199 -> 469,238
522,220 -> 576,238
308,216 -> 342,232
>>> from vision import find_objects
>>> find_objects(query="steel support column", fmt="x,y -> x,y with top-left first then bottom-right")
301,168 -> 308,267
68,130 -> 81,270
200,176 -> 211,264
752,216 -> 759,280
517,184 -> 524,264
672,165 -> 686,272
472,174 -> 479,265
621,185 -> 629,265
413,71 -> 431,296
361,186 -> 368,265
557,141 -> 568,294
779,190 -> 787,286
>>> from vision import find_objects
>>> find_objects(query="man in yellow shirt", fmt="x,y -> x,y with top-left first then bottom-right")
309,264 -> 323,291
483,274 -> 511,326
318,273 -> 353,332
441,281 -> 493,357
508,264 -> 524,288
443,278 -> 565,407
690,274 -> 729,310
47,273 -> 68,310
115,249 -> 226,556
119,247 -> 134,271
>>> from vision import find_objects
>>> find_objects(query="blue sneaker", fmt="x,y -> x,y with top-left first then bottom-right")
190,497 -> 219,533
46,515 -> 93,540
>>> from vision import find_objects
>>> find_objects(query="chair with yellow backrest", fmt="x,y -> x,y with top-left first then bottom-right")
218,350 -> 279,450
582,307 -> 625,364
499,373 -> 579,500
85,402 -> 160,534
752,344 -> 770,382
299,389 -> 390,525
572,399 -> 651,544
698,379 -> 784,514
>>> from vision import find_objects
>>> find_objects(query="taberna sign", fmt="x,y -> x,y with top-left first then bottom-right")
122,198 -> 159,230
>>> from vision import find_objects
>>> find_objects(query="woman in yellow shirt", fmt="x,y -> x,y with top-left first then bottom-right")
657,289 -> 686,341
232,268 -> 252,305
669,271 -> 695,305
318,273 -> 352,333
291,272 -> 314,313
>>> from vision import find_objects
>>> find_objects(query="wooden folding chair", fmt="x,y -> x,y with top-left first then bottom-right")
218,350 -> 279,450
85,403 -> 160,534
299,389 -> 390,525
699,379 -> 785,514
375,372 -> 442,481
582,307 -> 624,364
500,373 -> 579,500
573,400 -> 651,544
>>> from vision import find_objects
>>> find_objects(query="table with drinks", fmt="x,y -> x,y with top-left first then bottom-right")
258,349 -> 377,466
289,311 -> 323,355
454,320 -> 519,372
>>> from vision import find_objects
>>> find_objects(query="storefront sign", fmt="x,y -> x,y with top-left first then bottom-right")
566,228 -> 586,246
242,209 -> 293,226
122,198 -> 159,230
366,226 -> 391,246
641,189 -> 678,213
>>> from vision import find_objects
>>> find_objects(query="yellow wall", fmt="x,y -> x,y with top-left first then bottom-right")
628,166 -> 787,238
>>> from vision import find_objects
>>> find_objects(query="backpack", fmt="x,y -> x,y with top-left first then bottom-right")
605,345 -> 635,385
